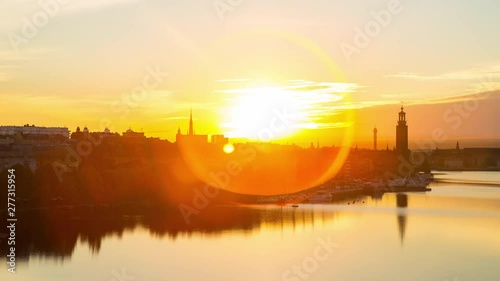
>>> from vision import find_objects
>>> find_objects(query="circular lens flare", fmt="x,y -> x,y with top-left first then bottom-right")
223,143 -> 235,154
175,29 -> 355,196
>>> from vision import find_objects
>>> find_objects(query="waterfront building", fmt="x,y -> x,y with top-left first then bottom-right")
396,106 -> 409,157
431,148 -> 500,170
0,124 -> 69,138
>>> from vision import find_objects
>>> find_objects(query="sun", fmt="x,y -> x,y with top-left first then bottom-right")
221,87 -> 305,141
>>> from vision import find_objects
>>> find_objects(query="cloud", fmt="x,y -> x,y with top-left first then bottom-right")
0,73 -> 13,82
286,81 -> 362,94
0,48 -> 52,82
0,48 -> 50,61
231,19 -> 338,29
294,121 -> 354,130
162,116 -> 189,120
0,64 -> 17,82
424,90 -> 500,105
387,66 -> 500,81
215,80 -> 361,138
0,0 -> 142,32
62,0 -> 141,14
380,94 -> 404,99
215,79 -> 251,83
0,1 -> 39,32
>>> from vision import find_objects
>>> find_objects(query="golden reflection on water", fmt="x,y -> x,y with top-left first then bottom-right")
2,172 -> 500,281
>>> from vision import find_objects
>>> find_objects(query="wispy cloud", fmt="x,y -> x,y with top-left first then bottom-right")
0,0 -> 142,33
0,48 -> 51,61
423,90 -> 499,105
215,78 -> 251,83
62,0 -> 142,14
231,19 -> 338,28
0,66 -> 15,82
294,121 -> 354,130
215,80 -> 361,138
162,116 -> 189,120
0,48 -> 53,82
387,66 -> 500,81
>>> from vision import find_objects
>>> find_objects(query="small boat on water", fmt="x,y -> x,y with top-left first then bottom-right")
291,204 -> 299,208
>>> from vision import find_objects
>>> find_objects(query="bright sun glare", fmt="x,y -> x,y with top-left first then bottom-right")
221,87 -> 304,140
223,143 -> 235,154
218,81 -> 354,142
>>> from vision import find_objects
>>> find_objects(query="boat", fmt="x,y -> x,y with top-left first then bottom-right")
291,204 -> 299,208
387,177 -> 407,188
385,174 -> 432,192
308,192 -> 332,203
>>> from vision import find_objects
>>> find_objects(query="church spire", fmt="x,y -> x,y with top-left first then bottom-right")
189,107 -> 194,135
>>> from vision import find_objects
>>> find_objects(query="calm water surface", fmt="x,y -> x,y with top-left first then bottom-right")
3,171 -> 500,281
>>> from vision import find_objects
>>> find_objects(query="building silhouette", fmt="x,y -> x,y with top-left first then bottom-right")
431,148 -> 500,170
0,124 -> 69,138
396,106 -> 409,157
211,135 -> 229,145
176,109 -> 208,146
373,126 -> 378,150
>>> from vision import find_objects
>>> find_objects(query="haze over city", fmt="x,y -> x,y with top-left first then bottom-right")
1,1 -> 500,281
0,0 -> 499,147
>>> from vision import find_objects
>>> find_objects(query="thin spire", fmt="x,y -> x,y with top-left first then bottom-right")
189,107 -> 194,135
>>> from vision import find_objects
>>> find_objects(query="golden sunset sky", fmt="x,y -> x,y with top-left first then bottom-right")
0,0 -> 499,147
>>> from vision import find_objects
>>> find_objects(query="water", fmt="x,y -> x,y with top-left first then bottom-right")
2,172 -> 500,281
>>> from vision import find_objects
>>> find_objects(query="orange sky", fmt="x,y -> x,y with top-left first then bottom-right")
0,0 -> 499,147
